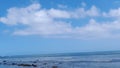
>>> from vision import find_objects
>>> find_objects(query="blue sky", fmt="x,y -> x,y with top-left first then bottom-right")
0,0 -> 120,56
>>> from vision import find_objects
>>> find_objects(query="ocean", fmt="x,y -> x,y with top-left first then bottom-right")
1,51 -> 120,68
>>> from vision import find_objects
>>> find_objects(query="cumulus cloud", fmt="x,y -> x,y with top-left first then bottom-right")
1,3 -> 120,39
71,5 -> 100,18
48,8 -> 71,18
0,3 -> 73,36
0,3 -> 41,25
103,8 -> 120,18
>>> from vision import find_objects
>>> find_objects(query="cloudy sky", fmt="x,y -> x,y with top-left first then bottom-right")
0,0 -> 120,56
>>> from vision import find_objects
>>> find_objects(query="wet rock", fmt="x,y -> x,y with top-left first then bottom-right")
17,63 -> 37,67
52,66 -> 58,68
43,63 -> 47,65
32,64 -> 37,67
11,63 -> 17,65
33,61 -> 37,63
3,60 -> 6,63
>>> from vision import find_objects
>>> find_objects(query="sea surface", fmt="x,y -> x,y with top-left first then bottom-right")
1,52 -> 120,68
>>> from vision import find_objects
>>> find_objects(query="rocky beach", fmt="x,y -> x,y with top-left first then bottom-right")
1,52 -> 120,68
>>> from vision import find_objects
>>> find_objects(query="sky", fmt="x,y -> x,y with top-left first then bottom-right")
0,0 -> 120,56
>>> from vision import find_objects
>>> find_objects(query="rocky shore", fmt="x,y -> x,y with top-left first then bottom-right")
0,60 -> 64,68
1,59 -> 120,68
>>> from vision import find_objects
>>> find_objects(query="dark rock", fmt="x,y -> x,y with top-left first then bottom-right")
32,64 -> 37,67
3,60 -> 6,62
12,63 -> 17,65
52,66 -> 58,68
17,63 -> 37,67
18,64 -> 31,66
43,63 -> 47,65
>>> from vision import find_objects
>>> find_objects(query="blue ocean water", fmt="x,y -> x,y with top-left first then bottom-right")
0,65 -> 22,68
1,52 -> 120,68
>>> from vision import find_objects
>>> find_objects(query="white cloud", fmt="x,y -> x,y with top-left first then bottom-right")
48,8 -> 71,18
103,8 -> 120,18
0,3 -> 41,25
1,3 -> 120,39
86,6 -> 100,17
79,19 -> 120,39
72,6 -> 100,18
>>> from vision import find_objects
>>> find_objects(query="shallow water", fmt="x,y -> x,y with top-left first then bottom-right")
0,65 -> 22,68
1,54 -> 120,68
